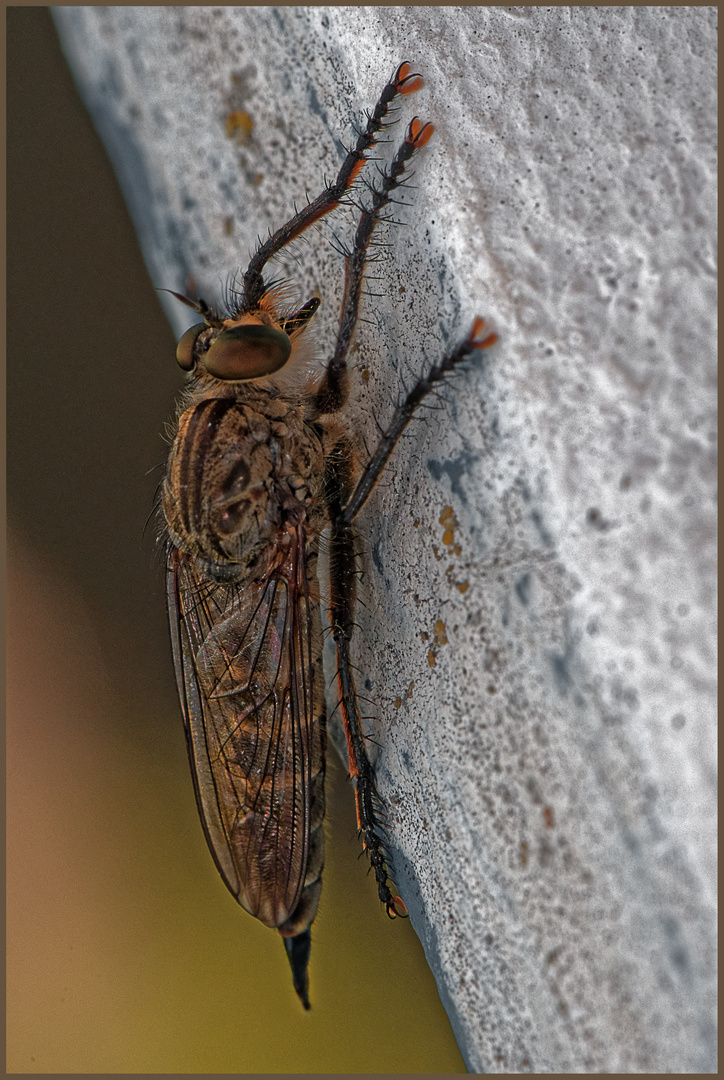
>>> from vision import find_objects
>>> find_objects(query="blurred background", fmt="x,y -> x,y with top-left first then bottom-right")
7,8 -> 465,1072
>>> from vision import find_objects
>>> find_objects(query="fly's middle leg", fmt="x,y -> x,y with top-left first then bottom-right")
343,318 -> 498,524
325,321 -> 497,917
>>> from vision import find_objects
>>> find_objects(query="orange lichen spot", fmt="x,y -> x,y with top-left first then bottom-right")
420,630 -> 430,641
394,681 -> 415,709
413,519 -> 419,528
223,216 -> 234,236
439,506 -> 460,551
520,841 -> 529,868
439,507 -> 467,591
225,109 -> 254,143
487,684 -> 497,694
426,617 -> 448,668
543,806 -> 555,828
360,367 -> 370,383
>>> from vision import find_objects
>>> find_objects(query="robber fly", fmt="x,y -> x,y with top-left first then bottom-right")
162,62 -> 496,1009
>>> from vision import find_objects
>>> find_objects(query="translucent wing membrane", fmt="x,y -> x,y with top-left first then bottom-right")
167,536 -> 322,929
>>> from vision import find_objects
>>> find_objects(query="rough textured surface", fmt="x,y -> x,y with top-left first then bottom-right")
54,7 -> 716,1073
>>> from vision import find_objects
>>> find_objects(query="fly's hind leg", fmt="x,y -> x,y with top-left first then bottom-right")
325,321 -> 497,918
325,438 -> 407,918
343,318 -> 498,524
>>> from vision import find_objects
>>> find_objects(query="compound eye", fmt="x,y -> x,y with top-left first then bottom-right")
203,324 -> 292,381
175,323 -> 207,370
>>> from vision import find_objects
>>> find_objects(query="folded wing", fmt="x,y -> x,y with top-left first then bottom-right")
167,541 -> 318,928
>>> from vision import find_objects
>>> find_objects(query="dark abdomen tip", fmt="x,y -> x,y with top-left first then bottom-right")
282,928 -> 312,1010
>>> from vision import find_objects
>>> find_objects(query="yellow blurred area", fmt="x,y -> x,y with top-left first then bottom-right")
7,8 -> 465,1072
7,536 -> 465,1073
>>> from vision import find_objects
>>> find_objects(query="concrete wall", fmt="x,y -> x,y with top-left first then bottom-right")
54,8 -> 716,1071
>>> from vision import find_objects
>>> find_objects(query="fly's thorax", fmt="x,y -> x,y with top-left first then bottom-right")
163,394 -> 326,573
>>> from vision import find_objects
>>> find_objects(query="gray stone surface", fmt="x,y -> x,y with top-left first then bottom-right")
54,7 -> 716,1072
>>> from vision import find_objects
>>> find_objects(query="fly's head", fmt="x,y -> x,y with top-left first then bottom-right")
172,285 -> 321,389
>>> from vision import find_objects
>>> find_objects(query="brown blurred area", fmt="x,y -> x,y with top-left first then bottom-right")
7,8 -> 465,1073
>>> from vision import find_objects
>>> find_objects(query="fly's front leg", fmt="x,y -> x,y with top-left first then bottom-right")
310,116 -> 434,418
241,63 -> 424,309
